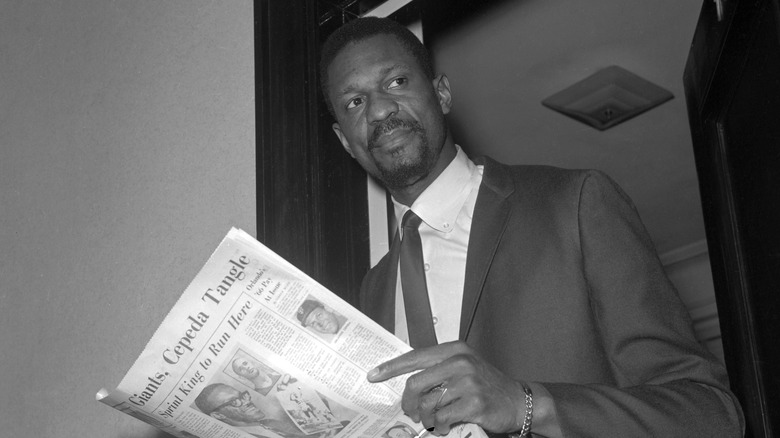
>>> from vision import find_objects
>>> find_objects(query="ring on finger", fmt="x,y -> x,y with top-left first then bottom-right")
433,386 -> 448,411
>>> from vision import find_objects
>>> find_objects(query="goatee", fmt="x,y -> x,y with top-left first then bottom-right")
369,117 -> 436,190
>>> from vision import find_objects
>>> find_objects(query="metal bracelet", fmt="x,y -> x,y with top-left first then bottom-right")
509,382 -> 533,438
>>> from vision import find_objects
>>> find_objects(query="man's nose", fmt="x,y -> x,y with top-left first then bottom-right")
367,93 -> 399,124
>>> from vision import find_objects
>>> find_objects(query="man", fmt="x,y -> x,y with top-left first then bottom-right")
194,383 -> 284,435
320,17 -> 743,437
297,299 -> 345,335
194,383 -> 343,438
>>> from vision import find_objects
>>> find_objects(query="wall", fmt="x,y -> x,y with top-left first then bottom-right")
0,1 -> 255,437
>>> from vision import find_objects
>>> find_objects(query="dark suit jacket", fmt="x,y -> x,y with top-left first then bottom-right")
360,157 -> 743,437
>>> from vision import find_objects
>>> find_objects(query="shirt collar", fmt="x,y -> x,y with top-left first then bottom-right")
393,145 -> 479,233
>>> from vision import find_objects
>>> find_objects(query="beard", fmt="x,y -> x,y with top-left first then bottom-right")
368,117 -> 438,190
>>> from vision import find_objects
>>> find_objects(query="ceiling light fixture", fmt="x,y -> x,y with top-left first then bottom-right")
542,66 -> 674,131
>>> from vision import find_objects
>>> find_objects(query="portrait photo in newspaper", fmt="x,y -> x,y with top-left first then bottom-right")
193,344 -> 357,438
295,297 -> 349,342
227,348 -> 282,395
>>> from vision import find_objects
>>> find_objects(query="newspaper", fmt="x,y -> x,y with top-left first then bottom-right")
98,228 -> 486,438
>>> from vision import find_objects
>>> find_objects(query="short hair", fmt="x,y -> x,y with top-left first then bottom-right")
194,383 -> 226,415
319,17 -> 435,116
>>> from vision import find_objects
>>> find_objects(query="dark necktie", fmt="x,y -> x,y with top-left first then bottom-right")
400,210 -> 438,348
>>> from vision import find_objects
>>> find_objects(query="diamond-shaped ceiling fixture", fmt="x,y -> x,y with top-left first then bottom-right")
542,66 -> 674,131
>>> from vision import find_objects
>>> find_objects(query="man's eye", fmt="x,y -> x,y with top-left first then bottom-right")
388,77 -> 407,88
346,97 -> 364,110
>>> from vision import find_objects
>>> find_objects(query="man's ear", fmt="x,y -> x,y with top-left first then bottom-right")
433,74 -> 452,115
332,123 -> 355,158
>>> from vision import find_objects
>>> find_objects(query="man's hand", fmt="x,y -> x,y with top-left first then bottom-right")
367,341 -> 527,435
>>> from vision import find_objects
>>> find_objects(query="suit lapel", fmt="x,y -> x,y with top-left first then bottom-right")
460,158 -> 515,340
363,231 -> 399,332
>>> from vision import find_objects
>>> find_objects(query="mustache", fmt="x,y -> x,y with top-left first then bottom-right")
368,117 -> 424,150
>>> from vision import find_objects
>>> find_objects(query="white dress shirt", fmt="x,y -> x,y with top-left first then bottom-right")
393,146 -> 483,344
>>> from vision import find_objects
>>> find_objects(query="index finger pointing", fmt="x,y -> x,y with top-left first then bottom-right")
366,341 -> 468,382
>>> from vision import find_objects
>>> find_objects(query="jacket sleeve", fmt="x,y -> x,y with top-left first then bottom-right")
542,170 -> 744,437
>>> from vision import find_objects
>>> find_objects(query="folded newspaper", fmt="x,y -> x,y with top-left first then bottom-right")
98,228 -> 485,438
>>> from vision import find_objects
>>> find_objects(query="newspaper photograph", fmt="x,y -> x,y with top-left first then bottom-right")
97,228 -> 485,438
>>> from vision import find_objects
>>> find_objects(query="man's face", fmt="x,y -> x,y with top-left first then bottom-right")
304,307 -> 341,334
327,34 -> 452,192
209,385 -> 266,424
232,358 -> 259,379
